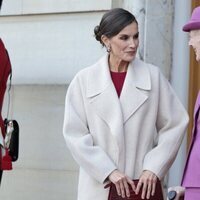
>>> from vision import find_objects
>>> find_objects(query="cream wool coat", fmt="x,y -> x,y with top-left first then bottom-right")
63,55 -> 188,200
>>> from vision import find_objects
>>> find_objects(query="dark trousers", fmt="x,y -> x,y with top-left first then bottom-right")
0,170 -> 2,185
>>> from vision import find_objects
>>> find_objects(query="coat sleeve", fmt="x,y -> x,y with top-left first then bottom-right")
142,70 -> 189,180
63,75 -> 117,183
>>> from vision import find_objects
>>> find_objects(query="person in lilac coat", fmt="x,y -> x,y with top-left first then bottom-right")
168,6 -> 200,200
181,6 -> 200,199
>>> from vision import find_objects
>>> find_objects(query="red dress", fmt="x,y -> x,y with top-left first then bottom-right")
110,71 -> 127,97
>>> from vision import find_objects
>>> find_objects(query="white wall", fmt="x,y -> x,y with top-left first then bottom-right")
0,85 -> 80,200
0,0 -> 111,85
0,12 -> 107,84
1,0 -> 111,15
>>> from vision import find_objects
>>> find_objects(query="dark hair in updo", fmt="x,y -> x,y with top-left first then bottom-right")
94,8 -> 138,46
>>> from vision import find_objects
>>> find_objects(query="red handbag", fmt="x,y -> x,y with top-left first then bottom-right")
106,180 -> 164,200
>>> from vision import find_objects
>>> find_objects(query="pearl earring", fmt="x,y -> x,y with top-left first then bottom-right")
106,45 -> 111,53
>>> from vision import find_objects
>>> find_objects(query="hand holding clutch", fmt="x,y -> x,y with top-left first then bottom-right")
106,179 -> 164,200
108,170 -> 136,198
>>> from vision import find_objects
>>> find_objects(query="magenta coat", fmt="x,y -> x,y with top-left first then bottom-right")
182,91 -> 200,187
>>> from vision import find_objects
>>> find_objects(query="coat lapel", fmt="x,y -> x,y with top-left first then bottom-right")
86,55 -> 125,170
86,56 -> 151,170
120,58 -> 151,123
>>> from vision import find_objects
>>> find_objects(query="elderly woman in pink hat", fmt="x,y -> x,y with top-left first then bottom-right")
168,6 -> 200,200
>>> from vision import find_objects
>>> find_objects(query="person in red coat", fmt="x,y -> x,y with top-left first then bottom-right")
0,0 -> 13,184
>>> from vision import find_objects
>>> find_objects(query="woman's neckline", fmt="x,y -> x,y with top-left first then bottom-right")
110,70 -> 127,74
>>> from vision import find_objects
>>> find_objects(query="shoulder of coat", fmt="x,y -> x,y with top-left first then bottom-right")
69,56 -> 103,89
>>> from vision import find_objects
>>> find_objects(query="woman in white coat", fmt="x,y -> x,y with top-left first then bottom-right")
63,8 -> 188,200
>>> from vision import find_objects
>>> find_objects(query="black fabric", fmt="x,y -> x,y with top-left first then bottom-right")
0,0 -> 3,10
4,119 -> 19,162
0,170 -> 2,185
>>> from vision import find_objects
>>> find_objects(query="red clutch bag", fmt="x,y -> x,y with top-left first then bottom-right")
106,180 -> 164,200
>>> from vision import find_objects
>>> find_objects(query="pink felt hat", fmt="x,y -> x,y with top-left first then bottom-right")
183,6 -> 200,32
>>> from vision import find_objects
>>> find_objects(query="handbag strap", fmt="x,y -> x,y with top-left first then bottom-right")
5,50 -> 12,120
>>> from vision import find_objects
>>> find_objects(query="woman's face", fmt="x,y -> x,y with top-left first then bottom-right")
189,30 -> 200,62
104,22 -> 139,63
